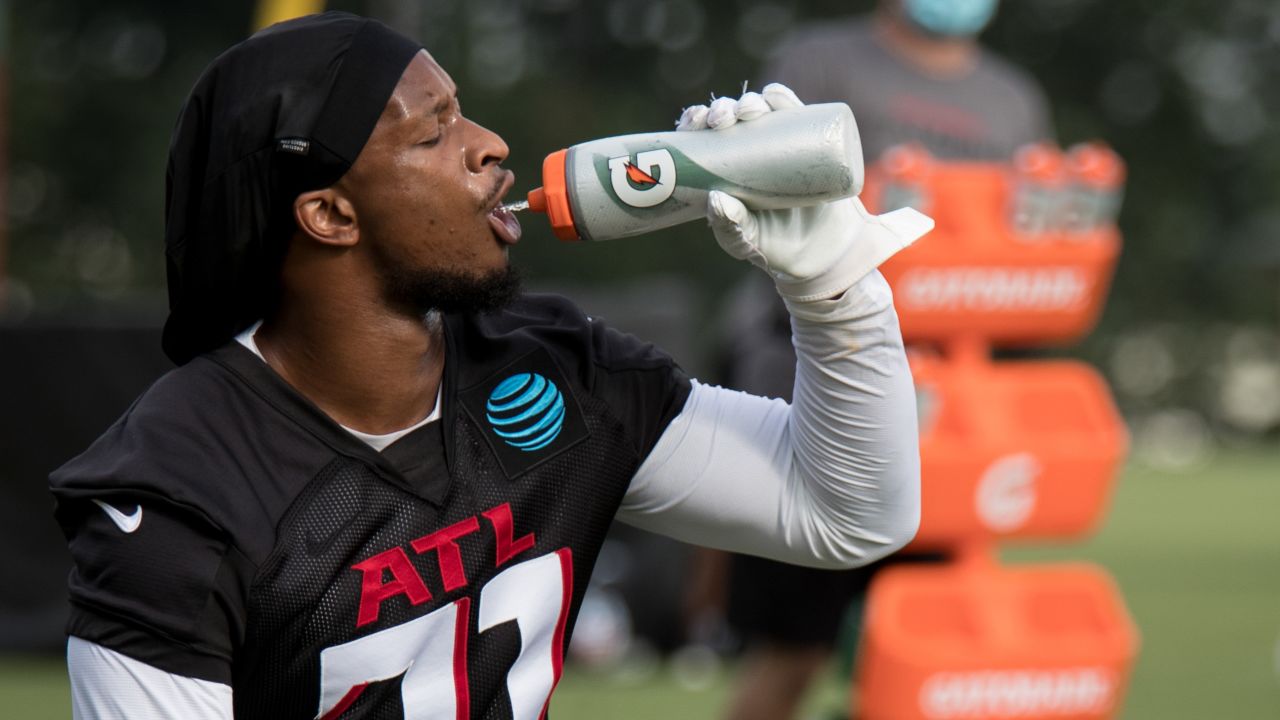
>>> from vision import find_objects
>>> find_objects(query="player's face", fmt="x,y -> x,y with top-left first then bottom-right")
340,51 -> 522,313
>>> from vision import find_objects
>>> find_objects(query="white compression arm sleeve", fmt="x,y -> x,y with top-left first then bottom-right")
68,637 -> 232,720
618,270 -> 920,568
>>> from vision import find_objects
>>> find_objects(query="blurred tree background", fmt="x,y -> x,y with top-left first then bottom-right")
6,0 -> 1280,456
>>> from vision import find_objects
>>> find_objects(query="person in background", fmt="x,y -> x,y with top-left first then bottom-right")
695,1 -> 1055,718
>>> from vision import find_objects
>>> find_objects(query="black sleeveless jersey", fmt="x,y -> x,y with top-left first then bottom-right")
51,294 -> 690,719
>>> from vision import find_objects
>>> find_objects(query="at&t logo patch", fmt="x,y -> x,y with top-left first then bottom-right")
460,347 -> 589,478
486,373 -> 566,452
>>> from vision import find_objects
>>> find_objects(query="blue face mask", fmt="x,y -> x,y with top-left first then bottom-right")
903,0 -> 999,37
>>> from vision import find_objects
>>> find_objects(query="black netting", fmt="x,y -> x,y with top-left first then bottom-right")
234,391 -> 640,719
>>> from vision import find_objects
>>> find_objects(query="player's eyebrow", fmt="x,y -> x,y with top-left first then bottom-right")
425,93 -> 453,116
403,93 -> 452,130
386,89 -> 453,125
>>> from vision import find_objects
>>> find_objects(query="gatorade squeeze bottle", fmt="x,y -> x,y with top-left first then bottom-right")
876,143 -> 934,215
509,104 -> 863,241
1064,142 -> 1126,234
1009,142 -> 1068,239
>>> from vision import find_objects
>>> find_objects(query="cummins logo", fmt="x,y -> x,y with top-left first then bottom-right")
898,267 -> 1090,312
485,372 -> 566,452
919,668 -> 1115,718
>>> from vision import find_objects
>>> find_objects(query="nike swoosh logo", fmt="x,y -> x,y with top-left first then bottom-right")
93,499 -> 143,534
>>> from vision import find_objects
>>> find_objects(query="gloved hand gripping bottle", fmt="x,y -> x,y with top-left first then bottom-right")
517,103 -> 864,241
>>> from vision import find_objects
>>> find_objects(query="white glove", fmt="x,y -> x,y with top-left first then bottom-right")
676,84 -> 934,302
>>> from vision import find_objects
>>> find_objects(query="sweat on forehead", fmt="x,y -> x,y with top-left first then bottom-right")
381,52 -> 457,122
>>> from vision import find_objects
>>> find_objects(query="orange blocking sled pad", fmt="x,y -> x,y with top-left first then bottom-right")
857,561 -> 1140,720
907,355 -> 1128,548
867,160 -> 1121,347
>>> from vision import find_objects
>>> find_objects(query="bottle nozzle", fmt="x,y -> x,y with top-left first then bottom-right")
532,150 -> 580,241
527,187 -> 546,214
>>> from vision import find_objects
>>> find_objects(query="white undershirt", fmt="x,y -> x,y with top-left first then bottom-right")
234,322 -> 441,452
68,638 -> 232,720
71,271 -> 919,718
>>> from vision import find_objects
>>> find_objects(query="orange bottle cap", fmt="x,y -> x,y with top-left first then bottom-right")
1067,142 -> 1126,188
881,143 -> 933,182
528,148 -> 579,242
1013,142 -> 1066,184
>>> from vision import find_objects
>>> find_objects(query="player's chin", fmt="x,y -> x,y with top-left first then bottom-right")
459,261 -> 524,314
474,237 -> 512,272
465,241 -> 519,285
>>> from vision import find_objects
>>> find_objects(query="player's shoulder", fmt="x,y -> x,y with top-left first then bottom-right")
131,351 -> 252,426
455,292 -> 680,384
459,293 -> 690,459
52,355 -> 231,479
453,292 -> 590,371
464,292 -> 591,336
49,344 -> 315,515
51,353 -> 262,680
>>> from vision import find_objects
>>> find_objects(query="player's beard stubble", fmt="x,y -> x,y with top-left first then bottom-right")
372,245 -> 523,318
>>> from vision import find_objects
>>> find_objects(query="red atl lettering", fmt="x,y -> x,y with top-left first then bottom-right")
352,547 -> 432,627
351,504 -> 539,628
482,503 -> 536,567
410,517 -> 482,592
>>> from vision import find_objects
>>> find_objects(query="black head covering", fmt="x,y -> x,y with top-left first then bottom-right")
162,12 -> 422,364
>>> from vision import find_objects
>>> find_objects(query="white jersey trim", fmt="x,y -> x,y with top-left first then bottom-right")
68,636 -> 232,720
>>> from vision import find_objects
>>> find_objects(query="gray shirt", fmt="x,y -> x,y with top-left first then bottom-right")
763,18 -> 1053,162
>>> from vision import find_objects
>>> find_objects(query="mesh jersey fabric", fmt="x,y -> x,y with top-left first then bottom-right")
51,293 -> 690,719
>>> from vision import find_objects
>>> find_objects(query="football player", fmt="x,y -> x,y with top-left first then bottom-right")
51,12 -> 929,719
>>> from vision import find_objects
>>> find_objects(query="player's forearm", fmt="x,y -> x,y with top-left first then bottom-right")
780,268 -> 921,566
619,272 -> 919,568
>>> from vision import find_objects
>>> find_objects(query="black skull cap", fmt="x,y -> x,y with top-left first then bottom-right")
162,12 -> 422,364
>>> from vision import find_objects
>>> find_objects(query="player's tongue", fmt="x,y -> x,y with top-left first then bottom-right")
488,205 -> 522,245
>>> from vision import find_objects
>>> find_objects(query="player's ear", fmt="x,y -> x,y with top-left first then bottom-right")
293,188 -> 359,248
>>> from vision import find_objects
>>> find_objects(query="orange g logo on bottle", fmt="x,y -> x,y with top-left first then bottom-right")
607,149 -> 677,208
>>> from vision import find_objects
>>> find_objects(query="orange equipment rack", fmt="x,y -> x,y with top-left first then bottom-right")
859,560 -> 1139,720
908,354 -> 1126,548
866,150 -> 1122,348
852,145 -> 1139,720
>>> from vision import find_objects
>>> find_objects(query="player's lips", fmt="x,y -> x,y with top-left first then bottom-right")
486,171 -> 521,246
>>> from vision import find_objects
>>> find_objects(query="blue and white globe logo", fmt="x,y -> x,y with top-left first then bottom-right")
486,372 -> 566,452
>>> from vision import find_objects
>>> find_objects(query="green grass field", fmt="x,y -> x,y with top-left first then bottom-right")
4,448 -> 1278,719
1000,446 -> 1280,719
